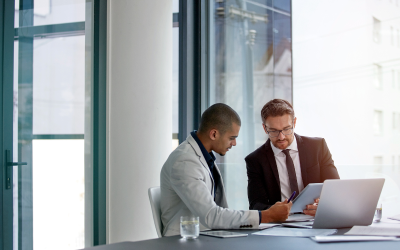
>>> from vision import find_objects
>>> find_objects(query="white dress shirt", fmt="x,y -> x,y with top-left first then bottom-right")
270,136 -> 304,201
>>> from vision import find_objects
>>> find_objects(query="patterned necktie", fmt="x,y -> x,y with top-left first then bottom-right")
282,149 -> 299,199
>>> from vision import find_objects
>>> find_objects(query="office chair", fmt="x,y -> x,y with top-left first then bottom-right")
148,186 -> 163,238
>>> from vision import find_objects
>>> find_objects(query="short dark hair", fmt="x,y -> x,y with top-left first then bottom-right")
198,103 -> 241,134
261,99 -> 295,124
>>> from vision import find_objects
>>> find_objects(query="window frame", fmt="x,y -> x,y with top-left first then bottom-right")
0,0 -> 108,249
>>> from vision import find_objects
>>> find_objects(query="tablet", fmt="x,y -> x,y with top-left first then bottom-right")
290,183 -> 323,213
200,231 -> 248,238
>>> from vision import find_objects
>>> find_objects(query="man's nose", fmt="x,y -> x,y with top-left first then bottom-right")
278,131 -> 285,140
232,139 -> 237,146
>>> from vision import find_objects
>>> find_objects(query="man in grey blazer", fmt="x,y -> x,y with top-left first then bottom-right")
160,103 -> 292,237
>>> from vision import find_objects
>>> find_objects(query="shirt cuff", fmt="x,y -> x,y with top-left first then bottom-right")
258,211 -> 262,224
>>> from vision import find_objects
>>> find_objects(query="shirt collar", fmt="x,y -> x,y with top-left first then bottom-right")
270,134 -> 298,156
190,131 -> 216,167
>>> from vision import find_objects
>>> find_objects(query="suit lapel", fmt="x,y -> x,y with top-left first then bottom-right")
187,135 -> 215,195
265,140 -> 281,190
187,135 -> 214,179
296,133 -> 308,186
213,163 -> 228,207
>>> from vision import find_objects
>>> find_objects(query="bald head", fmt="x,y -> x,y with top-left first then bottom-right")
198,103 -> 241,135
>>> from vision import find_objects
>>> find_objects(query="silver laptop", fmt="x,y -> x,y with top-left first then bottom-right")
283,179 -> 385,229
312,178 -> 385,229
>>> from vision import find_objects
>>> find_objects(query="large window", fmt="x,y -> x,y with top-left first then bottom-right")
8,0 -> 103,249
205,0 -> 400,216
293,0 -> 400,217
208,0 -> 292,210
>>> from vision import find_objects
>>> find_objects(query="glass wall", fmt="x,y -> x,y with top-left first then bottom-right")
293,0 -> 400,217
13,1 -> 86,249
209,0 -> 292,210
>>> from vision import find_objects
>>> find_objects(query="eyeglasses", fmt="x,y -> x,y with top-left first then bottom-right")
265,127 -> 294,138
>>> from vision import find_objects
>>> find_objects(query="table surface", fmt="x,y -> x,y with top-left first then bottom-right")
82,219 -> 400,250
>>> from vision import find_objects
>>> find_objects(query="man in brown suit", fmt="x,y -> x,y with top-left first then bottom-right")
245,99 -> 340,215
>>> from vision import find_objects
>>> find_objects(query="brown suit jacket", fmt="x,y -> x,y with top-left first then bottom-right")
245,133 -> 340,210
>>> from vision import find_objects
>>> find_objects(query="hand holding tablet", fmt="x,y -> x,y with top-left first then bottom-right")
303,198 -> 319,216
289,183 -> 323,214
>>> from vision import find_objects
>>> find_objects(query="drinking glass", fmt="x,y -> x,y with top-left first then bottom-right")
374,204 -> 382,222
180,216 -> 199,239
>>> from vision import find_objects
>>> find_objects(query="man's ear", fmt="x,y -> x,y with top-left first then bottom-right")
262,124 -> 268,134
293,117 -> 297,128
209,129 -> 218,141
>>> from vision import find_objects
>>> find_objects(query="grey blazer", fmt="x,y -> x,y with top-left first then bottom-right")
160,134 -> 259,236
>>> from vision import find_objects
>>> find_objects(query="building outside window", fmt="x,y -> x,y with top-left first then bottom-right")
392,69 -> 396,88
373,156 -> 383,173
398,71 -> 400,89
373,110 -> 383,136
391,26 -> 394,45
394,112 -> 400,132
293,0 -> 400,217
374,64 -> 382,89
373,17 -> 381,43
208,0 -> 292,210
205,0 -> 400,215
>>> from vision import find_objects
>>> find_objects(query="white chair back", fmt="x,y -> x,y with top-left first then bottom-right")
148,186 -> 163,238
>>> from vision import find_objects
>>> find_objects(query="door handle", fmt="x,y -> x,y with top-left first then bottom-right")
5,150 -> 27,189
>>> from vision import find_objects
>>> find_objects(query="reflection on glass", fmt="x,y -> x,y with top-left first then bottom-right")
209,0 -> 292,210
293,0 -> 400,216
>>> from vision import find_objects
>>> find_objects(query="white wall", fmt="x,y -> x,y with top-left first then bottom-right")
107,0 -> 173,243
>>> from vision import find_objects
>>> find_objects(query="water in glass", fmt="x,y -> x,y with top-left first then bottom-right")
374,204 -> 382,222
180,216 -> 199,239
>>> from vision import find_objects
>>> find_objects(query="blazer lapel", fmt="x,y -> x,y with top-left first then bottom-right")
296,133 -> 308,186
265,140 -> 281,190
187,135 -> 214,179
213,163 -> 228,207
187,135 -> 215,195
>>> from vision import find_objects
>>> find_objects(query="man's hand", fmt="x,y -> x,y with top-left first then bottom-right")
261,199 -> 292,223
303,198 -> 319,216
